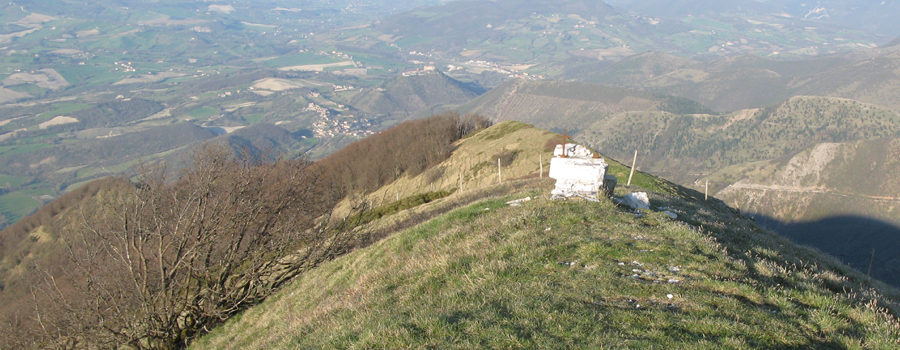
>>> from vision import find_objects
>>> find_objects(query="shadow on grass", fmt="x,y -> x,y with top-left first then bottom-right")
753,214 -> 900,289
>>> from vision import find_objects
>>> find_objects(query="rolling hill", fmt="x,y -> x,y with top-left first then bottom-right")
457,79 -> 711,133
188,121 -> 900,349
350,70 -> 484,117
2,120 -> 899,348
573,45 -> 900,112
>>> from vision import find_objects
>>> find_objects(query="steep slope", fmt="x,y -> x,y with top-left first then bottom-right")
712,137 -> 900,286
192,148 -> 900,348
350,70 -> 483,117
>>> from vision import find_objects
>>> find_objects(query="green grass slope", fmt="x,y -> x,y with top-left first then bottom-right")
193,178 -> 900,349
354,120 -> 675,210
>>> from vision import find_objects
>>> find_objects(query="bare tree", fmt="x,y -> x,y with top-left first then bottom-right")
33,143 -> 352,349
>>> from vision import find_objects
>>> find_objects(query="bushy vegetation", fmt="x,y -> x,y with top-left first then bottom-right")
315,112 -> 491,195
0,143 -> 356,349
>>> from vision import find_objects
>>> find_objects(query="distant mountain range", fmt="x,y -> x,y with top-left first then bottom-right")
568,42 -> 900,112
607,0 -> 900,37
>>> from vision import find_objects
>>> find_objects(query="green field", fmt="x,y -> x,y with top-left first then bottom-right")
263,53 -> 342,68
188,106 -> 219,119
0,143 -> 54,158
35,103 -> 94,122
55,64 -> 111,84
6,84 -> 44,96
0,174 -> 27,188
395,35 -> 433,47
0,191 -> 41,223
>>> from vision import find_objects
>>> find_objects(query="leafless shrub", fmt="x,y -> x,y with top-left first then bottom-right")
28,143 -> 351,349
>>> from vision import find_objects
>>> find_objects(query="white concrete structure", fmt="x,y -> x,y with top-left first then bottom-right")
549,145 -> 610,197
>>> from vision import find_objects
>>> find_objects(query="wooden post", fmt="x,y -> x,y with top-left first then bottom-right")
459,169 -> 463,191
396,191 -> 399,202
627,150 -> 638,186
705,180 -> 709,200
498,158 -> 502,184
540,154 -> 543,178
868,248 -> 876,276
560,130 -> 572,158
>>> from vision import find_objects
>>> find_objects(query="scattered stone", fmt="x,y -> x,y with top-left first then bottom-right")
544,227 -> 552,232
667,279 -> 681,284
662,210 -> 678,219
667,294 -> 674,300
668,266 -> 681,272
617,262 -> 626,266
621,192 -> 650,210
506,196 -> 532,206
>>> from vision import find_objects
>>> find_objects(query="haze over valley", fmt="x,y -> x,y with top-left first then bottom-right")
2,1 -> 900,348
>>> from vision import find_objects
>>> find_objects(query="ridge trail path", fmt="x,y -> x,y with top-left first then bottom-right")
725,182 -> 900,202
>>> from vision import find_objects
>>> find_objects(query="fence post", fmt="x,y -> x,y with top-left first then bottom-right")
627,150 -> 638,186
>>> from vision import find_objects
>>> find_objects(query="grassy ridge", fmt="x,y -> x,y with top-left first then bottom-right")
192,181 -> 900,349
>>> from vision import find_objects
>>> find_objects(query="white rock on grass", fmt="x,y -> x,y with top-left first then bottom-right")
621,192 -> 650,210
